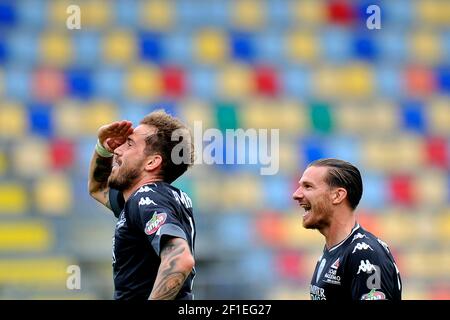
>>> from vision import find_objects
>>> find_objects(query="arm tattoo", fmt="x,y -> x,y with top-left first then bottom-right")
103,189 -> 111,209
150,242 -> 190,300
93,157 -> 112,183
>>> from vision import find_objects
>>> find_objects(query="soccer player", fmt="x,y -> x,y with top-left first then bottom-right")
292,158 -> 402,300
87,110 -> 196,300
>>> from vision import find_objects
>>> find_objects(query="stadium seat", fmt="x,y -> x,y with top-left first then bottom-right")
33,68 -> 66,102
81,100 -> 119,134
0,257 -> 73,288
34,174 -> 72,215
194,29 -> 228,65
0,221 -> 51,251
12,137 -> 50,177
218,63 -> 253,99
410,30 -> 442,65
82,0 -> 111,29
125,64 -> 161,100
232,0 -> 265,31
285,30 -> 320,63
40,31 -> 72,67
291,0 -> 326,26
0,101 -> 26,138
428,96 -> 450,135
308,101 -> 334,134
103,30 -> 137,65
0,183 -> 28,215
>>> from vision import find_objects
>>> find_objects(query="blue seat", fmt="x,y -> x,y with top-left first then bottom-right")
28,102 -> 53,138
66,69 -> 93,99
353,33 -> 378,61
230,31 -> 256,63
401,100 -> 427,134
0,1 -> 17,26
320,28 -> 351,62
282,67 -> 311,98
138,31 -> 163,64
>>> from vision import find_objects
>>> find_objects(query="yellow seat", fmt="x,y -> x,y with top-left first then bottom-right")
0,221 -> 51,251
0,183 -> 28,214
221,174 -> 263,211
410,31 -> 442,65
12,138 -> 50,178
361,137 -> 394,171
0,101 -> 26,138
54,100 -> 83,138
232,0 -> 265,31
194,29 -> 228,64
402,251 -> 450,278
34,173 -> 72,215
367,100 -> 398,133
417,0 -> 450,27
286,31 -> 320,63
335,102 -> 368,134
312,66 -> 342,99
340,64 -> 374,98
377,211 -> 418,247
0,257 -> 72,288
49,0 -> 73,27
81,100 -> 119,134
389,134 -> 425,171
283,213 -> 323,249
103,30 -> 137,65
81,0 -> 111,28
291,0 -> 326,26
140,0 -> 174,30
436,209 -> 450,241
219,63 -> 253,99
416,171 -> 447,207
126,64 -> 162,100
241,99 -> 308,135
429,97 -> 450,135
40,31 -> 72,67
179,99 -> 214,129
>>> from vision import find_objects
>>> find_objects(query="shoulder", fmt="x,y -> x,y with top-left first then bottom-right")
343,228 -> 393,265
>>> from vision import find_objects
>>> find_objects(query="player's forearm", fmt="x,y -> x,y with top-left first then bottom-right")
149,239 -> 195,300
88,150 -> 113,201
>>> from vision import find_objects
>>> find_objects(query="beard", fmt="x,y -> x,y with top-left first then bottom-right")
302,197 -> 333,231
108,162 -> 141,192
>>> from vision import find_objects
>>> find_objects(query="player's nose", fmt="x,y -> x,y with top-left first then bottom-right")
292,187 -> 304,201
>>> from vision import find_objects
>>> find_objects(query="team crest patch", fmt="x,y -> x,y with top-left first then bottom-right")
361,289 -> 386,300
144,212 -> 167,235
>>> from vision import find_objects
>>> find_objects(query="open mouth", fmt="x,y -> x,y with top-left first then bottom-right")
300,203 -> 312,217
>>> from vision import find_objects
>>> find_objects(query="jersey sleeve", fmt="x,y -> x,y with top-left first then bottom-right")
109,188 -> 125,218
132,190 -> 187,256
346,240 -> 392,300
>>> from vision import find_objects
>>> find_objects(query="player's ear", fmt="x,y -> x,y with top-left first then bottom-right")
145,154 -> 162,172
332,187 -> 347,205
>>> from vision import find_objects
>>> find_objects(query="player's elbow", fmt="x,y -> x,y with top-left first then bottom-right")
178,251 -> 195,274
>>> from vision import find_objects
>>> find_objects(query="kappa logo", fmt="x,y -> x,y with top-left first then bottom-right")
144,212 -> 167,235
139,197 -> 157,206
357,260 -> 376,275
331,258 -> 340,270
352,242 -> 374,254
136,186 -> 156,194
351,233 -> 367,243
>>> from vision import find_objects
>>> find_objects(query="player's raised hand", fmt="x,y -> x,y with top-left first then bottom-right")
97,121 -> 134,152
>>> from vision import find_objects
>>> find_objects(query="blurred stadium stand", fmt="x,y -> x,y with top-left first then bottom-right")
0,0 -> 449,299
